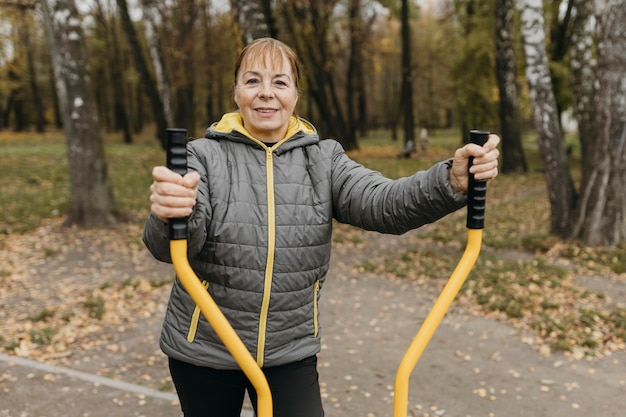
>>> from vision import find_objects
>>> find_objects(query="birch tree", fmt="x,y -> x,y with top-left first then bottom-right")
518,0 -> 625,245
231,0 -> 275,45
569,0 -> 626,245
40,0 -> 119,228
517,0 -> 576,236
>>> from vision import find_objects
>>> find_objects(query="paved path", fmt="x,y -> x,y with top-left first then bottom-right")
2,232 -> 625,416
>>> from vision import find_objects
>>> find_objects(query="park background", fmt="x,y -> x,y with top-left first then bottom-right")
0,1 -> 625,416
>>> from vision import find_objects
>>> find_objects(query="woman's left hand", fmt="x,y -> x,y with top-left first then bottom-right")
449,134 -> 500,194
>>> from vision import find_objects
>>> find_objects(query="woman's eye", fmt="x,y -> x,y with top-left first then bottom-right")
245,78 -> 259,85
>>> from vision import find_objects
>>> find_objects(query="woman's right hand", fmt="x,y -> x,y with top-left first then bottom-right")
150,166 -> 201,222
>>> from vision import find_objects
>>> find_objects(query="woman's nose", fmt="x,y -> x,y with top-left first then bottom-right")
259,82 -> 274,99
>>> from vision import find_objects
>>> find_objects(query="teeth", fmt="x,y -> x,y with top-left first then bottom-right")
257,109 -> 275,113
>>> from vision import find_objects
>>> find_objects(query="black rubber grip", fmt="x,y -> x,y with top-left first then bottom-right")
466,130 -> 489,229
166,128 -> 189,240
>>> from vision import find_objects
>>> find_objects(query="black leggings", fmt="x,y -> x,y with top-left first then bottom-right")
169,356 -> 324,417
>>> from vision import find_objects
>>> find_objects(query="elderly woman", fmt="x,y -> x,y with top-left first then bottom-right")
143,37 -> 500,417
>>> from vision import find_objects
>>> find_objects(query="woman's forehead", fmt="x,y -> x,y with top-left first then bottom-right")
239,49 -> 292,76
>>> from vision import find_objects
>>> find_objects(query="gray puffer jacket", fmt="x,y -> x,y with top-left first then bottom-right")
142,112 -> 467,370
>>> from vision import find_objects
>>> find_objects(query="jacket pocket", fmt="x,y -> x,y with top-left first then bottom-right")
313,280 -> 320,337
187,280 -> 209,343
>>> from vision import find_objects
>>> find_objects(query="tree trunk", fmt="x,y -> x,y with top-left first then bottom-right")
570,0 -> 595,163
517,0 -> 576,237
40,0 -> 119,228
140,0 -> 174,127
346,0 -> 360,140
261,0 -> 278,39
116,0 -> 168,147
494,0 -> 526,173
110,26 -> 133,144
48,64 -> 62,129
22,16 -> 46,132
569,0 -> 626,246
546,0 -> 575,126
172,0 -> 198,135
200,2 -> 219,125
400,0 -> 415,148
231,0 -> 272,45
7,64 -> 25,131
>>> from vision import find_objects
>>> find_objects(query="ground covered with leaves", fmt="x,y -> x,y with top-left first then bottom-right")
0,220 -> 177,392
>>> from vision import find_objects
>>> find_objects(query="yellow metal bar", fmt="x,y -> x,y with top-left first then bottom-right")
393,228 -> 483,417
170,240 -> 273,417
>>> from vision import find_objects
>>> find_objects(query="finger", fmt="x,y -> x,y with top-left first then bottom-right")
471,147 -> 500,166
465,134 -> 501,158
471,160 -> 499,177
183,171 -> 201,189
152,166 -> 185,184
474,167 -> 499,182
471,154 -> 499,180
485,134 -> 501,150
150,192 -> 196,216
151,203 -> 194,220
151,178 -> 196,198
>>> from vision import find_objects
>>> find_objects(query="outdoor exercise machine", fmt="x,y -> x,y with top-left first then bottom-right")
166,128 -> 489,417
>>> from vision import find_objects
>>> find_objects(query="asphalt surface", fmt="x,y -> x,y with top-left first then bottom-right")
2,232 -> 625,417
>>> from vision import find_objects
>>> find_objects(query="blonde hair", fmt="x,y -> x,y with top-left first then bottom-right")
234,38 -> 301,94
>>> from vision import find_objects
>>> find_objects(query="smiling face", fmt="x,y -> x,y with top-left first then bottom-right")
233,39 -> 300,143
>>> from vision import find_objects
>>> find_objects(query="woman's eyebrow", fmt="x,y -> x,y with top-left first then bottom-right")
274,74 -> 292,83
241,70 -> 291,80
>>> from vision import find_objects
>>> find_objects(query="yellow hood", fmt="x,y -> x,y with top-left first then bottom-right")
212,112 -> 315,142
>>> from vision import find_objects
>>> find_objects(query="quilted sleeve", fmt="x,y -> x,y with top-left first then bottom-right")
329,141 -> 467,234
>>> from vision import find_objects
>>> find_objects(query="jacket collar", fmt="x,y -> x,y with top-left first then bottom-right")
205,112 -> 318,151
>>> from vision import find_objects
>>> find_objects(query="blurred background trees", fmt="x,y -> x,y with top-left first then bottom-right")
0,0 -> 624,246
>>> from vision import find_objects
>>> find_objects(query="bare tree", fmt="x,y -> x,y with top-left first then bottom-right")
40,0 -> 119,228
517,0 -> 576,236
495,0 -> 526,173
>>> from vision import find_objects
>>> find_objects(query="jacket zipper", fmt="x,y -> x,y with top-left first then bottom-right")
256,148 -> 276,367
187,280 -> 209,343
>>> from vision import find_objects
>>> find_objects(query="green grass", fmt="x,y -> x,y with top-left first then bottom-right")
0,131 -> 163,233
83,294 -> 106,320
0,135 -> 70,233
